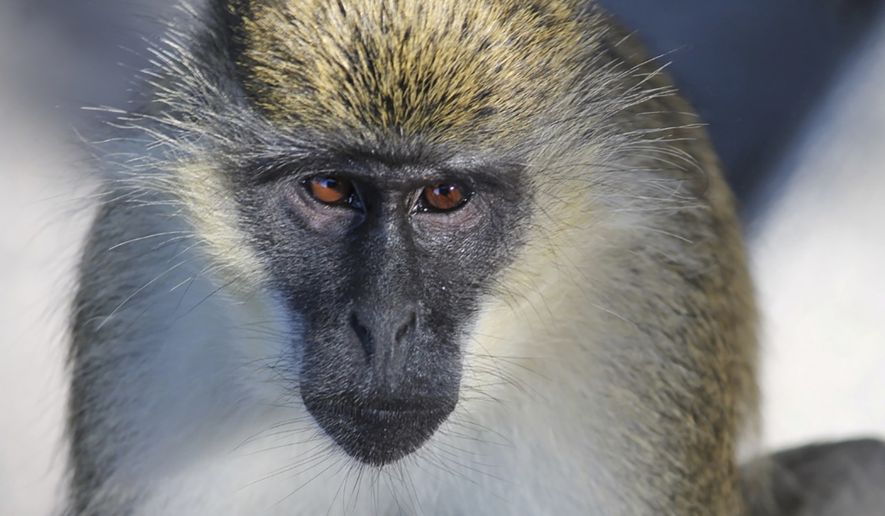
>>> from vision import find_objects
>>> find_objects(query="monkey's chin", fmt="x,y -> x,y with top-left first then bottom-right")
303,397 -> 456,466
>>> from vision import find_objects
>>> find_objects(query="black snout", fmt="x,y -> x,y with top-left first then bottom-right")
300,303 -> 461,466
303,393 -> 456,465
349,305 -> 416,359
349,305 -> 419,389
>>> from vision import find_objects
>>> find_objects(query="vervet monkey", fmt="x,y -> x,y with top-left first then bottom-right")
64,1 -> 882,515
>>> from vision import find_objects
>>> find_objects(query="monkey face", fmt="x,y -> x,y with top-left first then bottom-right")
232,154 -> 531,465
185,0 -> 590,467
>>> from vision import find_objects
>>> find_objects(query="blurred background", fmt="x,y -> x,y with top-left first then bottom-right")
1,1 -> 884,514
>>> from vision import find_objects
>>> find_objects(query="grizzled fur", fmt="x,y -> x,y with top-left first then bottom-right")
67,1 -> 762,515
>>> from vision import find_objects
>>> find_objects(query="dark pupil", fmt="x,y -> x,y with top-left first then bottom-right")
320,178 -> 339,189
435,186 -> 452,197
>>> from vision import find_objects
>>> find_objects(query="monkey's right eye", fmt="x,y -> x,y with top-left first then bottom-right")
304,176 -> 361,209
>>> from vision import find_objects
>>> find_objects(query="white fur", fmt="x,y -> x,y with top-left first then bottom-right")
82,200 -> 642,515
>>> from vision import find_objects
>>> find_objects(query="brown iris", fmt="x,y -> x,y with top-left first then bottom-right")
422,183 -> 466,212
308,176 -> 353,205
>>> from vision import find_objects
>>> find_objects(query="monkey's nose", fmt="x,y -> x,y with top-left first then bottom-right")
349,306 -> 418,362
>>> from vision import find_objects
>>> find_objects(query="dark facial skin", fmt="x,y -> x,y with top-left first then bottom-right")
233,150 -> 530,465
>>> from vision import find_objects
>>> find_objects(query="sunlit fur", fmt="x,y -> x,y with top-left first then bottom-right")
67,1 -> 757,514
236,0 -> 590,143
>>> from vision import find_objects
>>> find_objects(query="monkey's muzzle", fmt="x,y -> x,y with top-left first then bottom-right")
298,305 -> 462,466
303,394 -> 456,466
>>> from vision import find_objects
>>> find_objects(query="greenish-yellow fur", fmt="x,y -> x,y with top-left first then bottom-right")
230,2 -> 757,511
236,0 -> 596,145
68,1 -> 760,514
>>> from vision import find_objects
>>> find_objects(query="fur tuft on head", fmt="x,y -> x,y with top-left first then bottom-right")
232,0 -> 597,147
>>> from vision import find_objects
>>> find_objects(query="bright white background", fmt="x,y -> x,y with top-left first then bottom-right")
753,19 -> 885,448
1,5 -> 883,516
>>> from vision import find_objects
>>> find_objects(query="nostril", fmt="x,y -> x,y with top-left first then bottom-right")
350,312 -> 374,359
394,311 -> 417,344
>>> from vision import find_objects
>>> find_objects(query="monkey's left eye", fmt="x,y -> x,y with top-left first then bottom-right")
416,183 -> 470,213
304,176 -> 363,209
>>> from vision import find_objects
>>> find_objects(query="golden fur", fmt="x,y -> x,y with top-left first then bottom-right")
235,0 -> 596,145
68,1 -> 760,514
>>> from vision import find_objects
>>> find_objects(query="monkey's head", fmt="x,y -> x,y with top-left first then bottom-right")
149,0 -> 632,466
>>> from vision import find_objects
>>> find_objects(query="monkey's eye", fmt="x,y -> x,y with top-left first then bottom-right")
416,183 -> 469,213
304,176 -> 362,209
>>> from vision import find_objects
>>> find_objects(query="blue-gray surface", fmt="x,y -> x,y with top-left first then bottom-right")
598,0 -> 884,204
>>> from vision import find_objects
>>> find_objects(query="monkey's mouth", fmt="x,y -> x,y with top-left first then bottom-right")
303,395 -> 456,466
